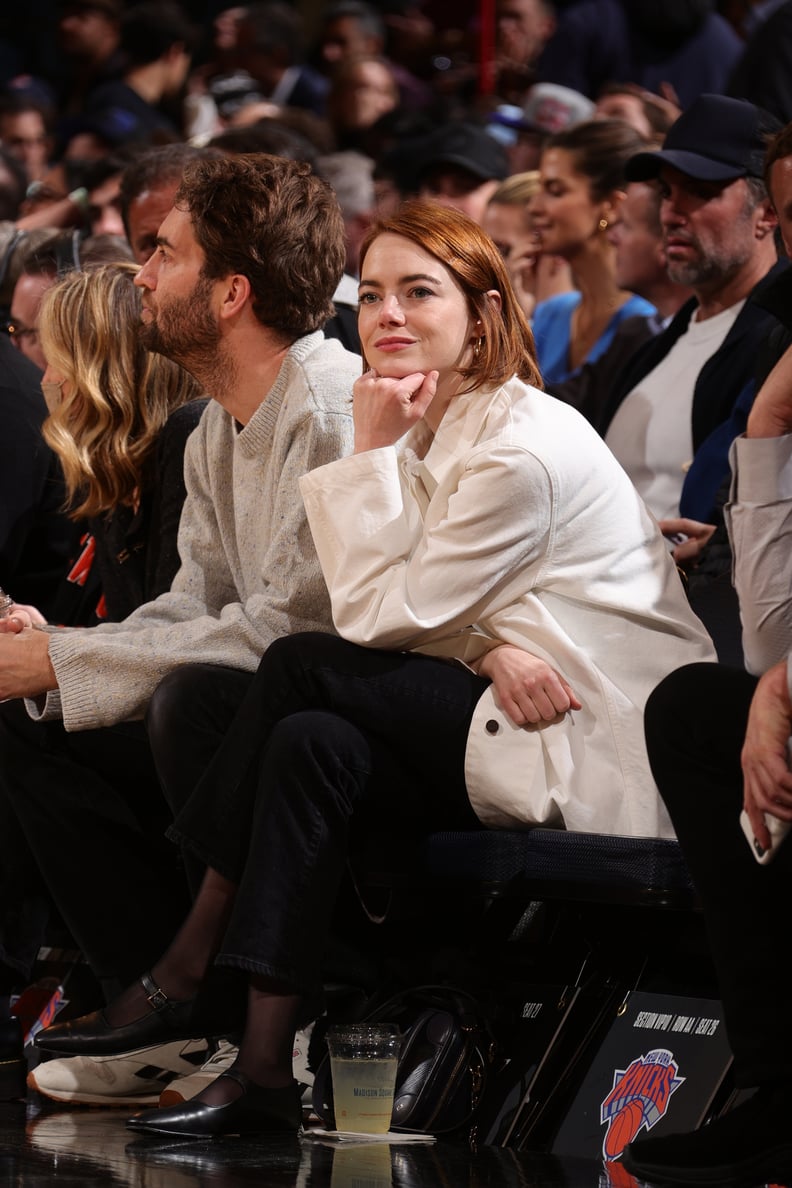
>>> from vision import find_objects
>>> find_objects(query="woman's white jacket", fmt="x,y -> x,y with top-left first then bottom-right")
300,378 -> 716,838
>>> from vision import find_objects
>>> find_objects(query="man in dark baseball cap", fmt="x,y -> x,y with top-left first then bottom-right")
415,122 -> 509,226
622,114 -> 792,1188
595,92 -> 784,549
624,93 -> 777,184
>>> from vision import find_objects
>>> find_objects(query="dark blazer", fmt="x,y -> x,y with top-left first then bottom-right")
94,399 -> 209,622
595,258 -> 790,452
49,399 -> 209,627
546,313 -> 659,426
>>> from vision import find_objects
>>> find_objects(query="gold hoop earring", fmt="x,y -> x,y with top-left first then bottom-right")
598,217 -> 609,231
473,337 -> 482,359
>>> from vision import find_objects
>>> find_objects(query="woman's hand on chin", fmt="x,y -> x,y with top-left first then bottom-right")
352,368 -> 438,453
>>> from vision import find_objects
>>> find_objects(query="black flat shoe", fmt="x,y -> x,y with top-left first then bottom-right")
35,972 -> 201,1056
126,1071 -> 304,1138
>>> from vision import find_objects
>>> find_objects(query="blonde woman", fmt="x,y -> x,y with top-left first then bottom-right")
12,262 -> 206,626
483,171 -> 573,321
0,262 -> 206,1026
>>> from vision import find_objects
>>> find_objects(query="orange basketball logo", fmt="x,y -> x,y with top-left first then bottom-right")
600,1049 -> 685,1159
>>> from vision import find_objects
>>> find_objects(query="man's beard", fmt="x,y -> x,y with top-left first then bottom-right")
664,210 -> 756,291
666,248 -> 753,291
666,250 -> 722,289
140,273 -> 222,378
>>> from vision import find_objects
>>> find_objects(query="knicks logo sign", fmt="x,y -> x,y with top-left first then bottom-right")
600,1048 -> 684,1159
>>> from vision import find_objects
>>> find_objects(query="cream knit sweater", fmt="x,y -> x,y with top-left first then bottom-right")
38,332 -> 359,732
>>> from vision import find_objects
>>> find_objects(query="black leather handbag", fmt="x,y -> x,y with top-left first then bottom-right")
312,984 -> 492,1136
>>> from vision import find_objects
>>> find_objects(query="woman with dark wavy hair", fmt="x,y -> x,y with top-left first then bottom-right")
529,119 -> 656,384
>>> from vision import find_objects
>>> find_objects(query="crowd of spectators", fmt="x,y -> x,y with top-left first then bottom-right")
0,0 -> 787,238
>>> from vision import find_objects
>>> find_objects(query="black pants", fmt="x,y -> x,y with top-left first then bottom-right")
645,662 -> 792,1088
0,779 -> 49,992
146,663 -> 255,896
0,700 -> 190,1000
153,632 -> 486,994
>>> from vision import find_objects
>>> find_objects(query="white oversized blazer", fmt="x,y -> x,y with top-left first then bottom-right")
300,378 -> 716,838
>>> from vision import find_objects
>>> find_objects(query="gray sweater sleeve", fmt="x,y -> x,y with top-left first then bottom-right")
39,338 -> 357,731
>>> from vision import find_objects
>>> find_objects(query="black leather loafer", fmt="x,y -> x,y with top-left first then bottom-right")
126,1071 -> 304,1138
35,972 -> 200,1056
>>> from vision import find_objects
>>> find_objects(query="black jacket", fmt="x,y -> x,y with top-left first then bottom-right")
547,313 -> 660,425
48,399 -> 209,627
0,336 -> 79,616
595,258 -> 790,450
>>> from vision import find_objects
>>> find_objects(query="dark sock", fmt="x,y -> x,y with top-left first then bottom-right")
196,978 -> 302,1103
103,867 -> 237,1029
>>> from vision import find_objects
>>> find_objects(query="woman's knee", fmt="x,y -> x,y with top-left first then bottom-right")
645,663 -> 755,754
261,631 -> 353,677
263,710 -> 373,812
645,662 -> 755,809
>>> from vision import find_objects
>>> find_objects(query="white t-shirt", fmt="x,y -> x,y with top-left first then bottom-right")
605,301 -> 744,520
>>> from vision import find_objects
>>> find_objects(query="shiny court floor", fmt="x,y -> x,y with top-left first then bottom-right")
2,1096 -> 614,1188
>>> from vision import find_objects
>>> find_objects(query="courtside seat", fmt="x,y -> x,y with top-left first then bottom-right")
356,828 -> 699,912
348,828 -> 712,1153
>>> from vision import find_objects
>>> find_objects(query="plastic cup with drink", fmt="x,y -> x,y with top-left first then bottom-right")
326,1024 -> 401,1134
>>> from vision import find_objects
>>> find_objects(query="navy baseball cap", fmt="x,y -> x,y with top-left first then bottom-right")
625,94 -> 780,183
416,123 -> 509,183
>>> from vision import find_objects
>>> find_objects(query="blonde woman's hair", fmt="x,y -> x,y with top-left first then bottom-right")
488,171 -> 541,206
38,262 -> 203,520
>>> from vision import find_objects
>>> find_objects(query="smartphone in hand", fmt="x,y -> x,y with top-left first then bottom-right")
740,738 -> 792,864
740,808 -> 791,865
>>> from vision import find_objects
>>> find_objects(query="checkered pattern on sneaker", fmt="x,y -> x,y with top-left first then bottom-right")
27,1038 -> 211,1106
158,1024 -> 316,1108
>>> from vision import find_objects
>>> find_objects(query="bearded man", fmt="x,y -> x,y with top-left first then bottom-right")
0,155 -> 358,1072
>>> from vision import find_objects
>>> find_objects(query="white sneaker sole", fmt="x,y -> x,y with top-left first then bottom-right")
27,1066 -> 163,1107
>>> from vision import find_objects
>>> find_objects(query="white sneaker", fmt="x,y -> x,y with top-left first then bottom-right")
292,1021 -> 315,1092
27,1038 -> 210,1106
158,1038 -> 238,1106
159,1024 -> 316,1107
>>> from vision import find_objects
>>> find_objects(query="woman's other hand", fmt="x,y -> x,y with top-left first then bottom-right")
746,342 -> 792,439
659,517 -> 715,566
502,236 -> 539,321
0,603 -> 47,634
477,644 -> 582,726
742,658 -> 792,852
